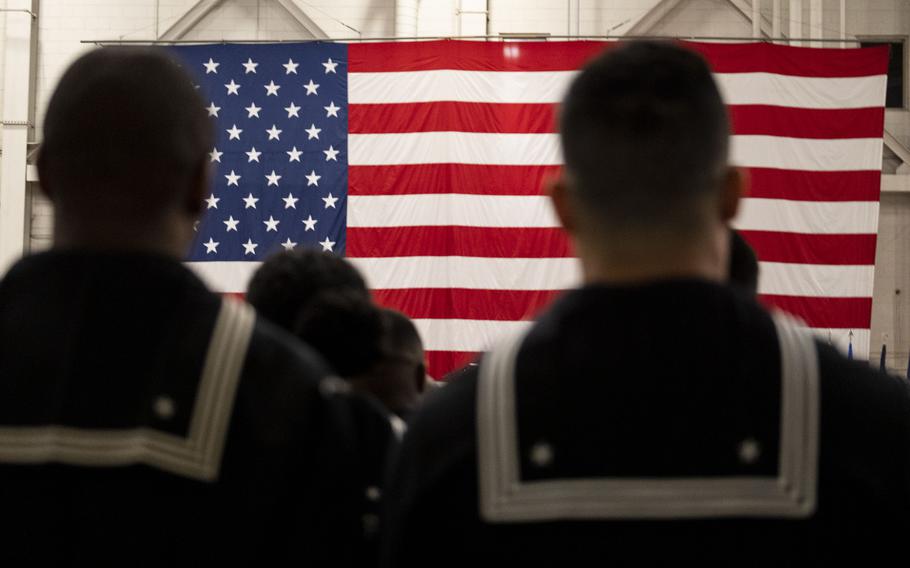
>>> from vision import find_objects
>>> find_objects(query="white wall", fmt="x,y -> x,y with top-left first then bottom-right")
5,0 -> 910,367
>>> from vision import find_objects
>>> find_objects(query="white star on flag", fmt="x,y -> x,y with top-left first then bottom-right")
206,102 -> 220,117
264,80 -> 281,96
322,193 -> 338,209
322,58 -> 338,74
226,124 -> 243,140
242,58 -> 258,74
324,101 -> 340,118
287,147 -> 303,162
265,170 -> 282,186
205,194 -> 219,209
204,237 -> 219,254
225,170 -> 241,186
282,193 -> 299,209
324,146 -> 339,161
283,58 -> 299,74
266,125 -> 282,140
245,102 -> 261,118
302,215 -> 318,231
242,193 -> 259,209
225,79 -> 240,95
281,238 -> 298,251
304,79 -> 319,95
319,237 -> 335,251
263,216 -> 280,232
223,216 -> 239,232
242,238 -> 258,255
245,147 -> 261,162
209,148 -> 223,163
203,58 -> 219,74
305,170 -> 321,186
305,124 -> 321,139
284,102 -> 301,118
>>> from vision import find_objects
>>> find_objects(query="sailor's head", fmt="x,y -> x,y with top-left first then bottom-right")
38,47 -> 213,255
548,41 -> 742,280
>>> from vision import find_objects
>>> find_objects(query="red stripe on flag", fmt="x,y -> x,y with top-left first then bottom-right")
349,102 -> 557,134
729,106 -> 885,139
350,102 -> 884,138
686,41 -> 890,77
760,295 -> 873,329
350,164 -> 557,196
349,40 -> 606,72
745,168 -> 881,201
350,40 -> 889,77
372,288 -> 564,321
425,350 -> 479,381
347,226 -> 572,258
740,231 -> 878,265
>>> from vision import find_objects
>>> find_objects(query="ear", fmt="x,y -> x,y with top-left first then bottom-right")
546,169 -> 578,234
415,363 -> 427,393
718,167 -> 744,223
185,159 -> 210,218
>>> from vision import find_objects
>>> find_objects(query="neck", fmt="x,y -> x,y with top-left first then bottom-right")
52,216 -> 193,259
576,226 -> 728,286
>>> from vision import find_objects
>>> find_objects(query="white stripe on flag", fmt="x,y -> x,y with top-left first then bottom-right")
758,262 -> 875,297
413,318 -> 532,352
350,256 -> 582,290
733,198 -> 879,234
348,194 -> 559,228
350,70 -> 886,109
350,193 -> 878,234
188,261 -> 261,293
349,132 -> 881,171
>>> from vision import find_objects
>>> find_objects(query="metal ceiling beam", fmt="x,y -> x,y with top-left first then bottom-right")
158,0 -> 225,41
624,0 -> 683,35
275,0 -> 329,39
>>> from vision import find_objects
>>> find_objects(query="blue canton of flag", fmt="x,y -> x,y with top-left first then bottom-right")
171,43 -> 348,260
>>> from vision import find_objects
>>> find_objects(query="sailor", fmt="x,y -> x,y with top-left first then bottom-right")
0,48 -> 389,566
383,41 -> 910,566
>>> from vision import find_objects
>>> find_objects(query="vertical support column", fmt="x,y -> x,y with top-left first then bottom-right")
0,1 -> 35,275
772,0 -> 781,41
753,0 -> 761,38
809,0 -> 822,47
840,0 -> 847,48
395,0 -> 418,37
789,0 -> 802,46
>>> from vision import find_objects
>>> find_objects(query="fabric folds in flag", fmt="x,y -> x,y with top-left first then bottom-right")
175,41 -> 889,378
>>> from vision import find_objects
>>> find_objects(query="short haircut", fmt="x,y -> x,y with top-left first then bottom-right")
379,309 -> 423,364
729,230 -> 759,296
560,41 -> 730,233
247,249 -> 370,331
38,47 -> 213,220
294,290 -> 384,377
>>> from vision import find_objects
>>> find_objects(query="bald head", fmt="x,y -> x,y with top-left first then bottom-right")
38,47 -> 213,253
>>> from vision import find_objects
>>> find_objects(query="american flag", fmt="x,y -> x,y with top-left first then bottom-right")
175,41 -> 888,379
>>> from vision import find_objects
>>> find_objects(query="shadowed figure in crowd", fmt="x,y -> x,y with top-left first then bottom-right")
383,41 -> 910,567
294,292 -> 427,422
0,48 -> 390,566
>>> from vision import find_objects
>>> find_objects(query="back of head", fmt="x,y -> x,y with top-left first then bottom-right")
560,41 -> 730,238
380,308 -> 424,369
294,290 -> 384,377
38,47 -> 212,230
247,249 -> 370,331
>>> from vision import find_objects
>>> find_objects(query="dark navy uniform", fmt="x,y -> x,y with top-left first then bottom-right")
385,280 -> 910,566
0,251 -> 392,566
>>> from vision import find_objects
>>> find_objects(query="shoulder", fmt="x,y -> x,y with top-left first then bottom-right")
814,340 -> 910,424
